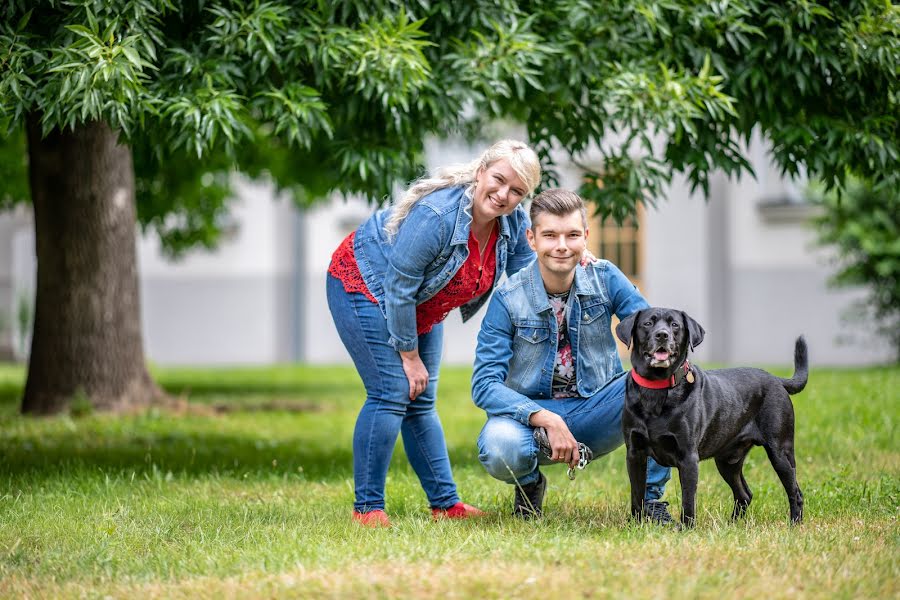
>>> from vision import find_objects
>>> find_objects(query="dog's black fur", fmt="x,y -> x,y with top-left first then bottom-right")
616,308 -> 808,527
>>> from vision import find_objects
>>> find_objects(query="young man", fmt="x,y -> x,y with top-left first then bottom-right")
472,188 -> 672,520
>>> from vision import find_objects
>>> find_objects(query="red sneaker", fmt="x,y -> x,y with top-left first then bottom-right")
431,502 -> 487,520
352,509 -> 391,528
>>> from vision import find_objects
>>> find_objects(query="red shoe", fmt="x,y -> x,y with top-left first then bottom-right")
352,509 -> 391,528
432,502 -> 487,520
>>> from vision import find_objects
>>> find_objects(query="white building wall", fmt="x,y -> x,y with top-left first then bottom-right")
0,206 -> 36,359
640,173 -> 715,361
139,177 -> 298,365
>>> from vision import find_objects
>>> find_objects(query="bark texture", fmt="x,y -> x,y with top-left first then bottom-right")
22,116 -> 162,414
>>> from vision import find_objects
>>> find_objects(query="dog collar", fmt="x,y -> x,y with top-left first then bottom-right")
631,360 -> 695,389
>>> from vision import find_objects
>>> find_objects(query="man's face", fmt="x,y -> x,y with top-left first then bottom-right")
472,159 -> 529,222
526,210 -> 588,279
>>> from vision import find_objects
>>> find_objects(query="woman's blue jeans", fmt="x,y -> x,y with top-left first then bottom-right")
477,374 -> 671,501
326,273 -> 459,513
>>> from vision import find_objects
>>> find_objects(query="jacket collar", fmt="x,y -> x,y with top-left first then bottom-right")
525,261 -> 598,313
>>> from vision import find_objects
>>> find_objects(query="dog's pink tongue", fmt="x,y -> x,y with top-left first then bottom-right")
654,350 -> 670,361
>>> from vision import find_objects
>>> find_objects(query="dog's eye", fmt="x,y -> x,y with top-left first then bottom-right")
642,320 -> 652,327
672,322 -> 680,330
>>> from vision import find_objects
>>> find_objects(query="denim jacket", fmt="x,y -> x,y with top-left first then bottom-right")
353,185 -> 534,352
472,258 -> 649,425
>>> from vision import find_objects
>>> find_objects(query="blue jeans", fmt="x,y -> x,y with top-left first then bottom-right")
477,373 -> 671,501
326,273 -> 459,512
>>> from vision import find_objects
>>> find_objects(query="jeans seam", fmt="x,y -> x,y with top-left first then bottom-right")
347,285 -> 388,511
409,410 -> 446,506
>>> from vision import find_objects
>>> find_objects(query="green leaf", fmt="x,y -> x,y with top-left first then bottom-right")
64,25 -> 98,40
16,8 -> 33,32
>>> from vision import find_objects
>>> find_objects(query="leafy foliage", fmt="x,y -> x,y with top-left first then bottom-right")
0,0 -> 898,252
814,179 -> 900,360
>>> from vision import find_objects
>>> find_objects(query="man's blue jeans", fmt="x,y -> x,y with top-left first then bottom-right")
326,273 -> 460,513
477,373 -> 671,501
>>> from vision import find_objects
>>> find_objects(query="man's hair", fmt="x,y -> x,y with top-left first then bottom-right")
529,188 -> 587,229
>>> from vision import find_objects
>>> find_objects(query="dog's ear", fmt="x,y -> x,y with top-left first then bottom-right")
616,311 -> 641,348
681,311 -> 705,350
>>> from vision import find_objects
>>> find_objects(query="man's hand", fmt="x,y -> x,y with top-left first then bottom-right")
530,409 -> 580,469
399,350 -> 429,400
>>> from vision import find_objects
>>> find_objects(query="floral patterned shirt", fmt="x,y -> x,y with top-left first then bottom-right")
549,290 -> 578,398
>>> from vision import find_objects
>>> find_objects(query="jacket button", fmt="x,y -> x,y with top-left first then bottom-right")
583,314 -> 589,321
532,333 -> 537,340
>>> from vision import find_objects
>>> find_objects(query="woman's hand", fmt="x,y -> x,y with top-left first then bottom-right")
579,248 -> 599,267
399,350 -> 429,400
529,409 -> 581,469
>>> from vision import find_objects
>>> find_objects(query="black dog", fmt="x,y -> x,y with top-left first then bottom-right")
615,308 -> 808,527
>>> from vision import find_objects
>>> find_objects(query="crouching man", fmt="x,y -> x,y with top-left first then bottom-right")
472,189 -> 672,521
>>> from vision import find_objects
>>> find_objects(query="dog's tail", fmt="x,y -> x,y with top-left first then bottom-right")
780,336 -> 808,395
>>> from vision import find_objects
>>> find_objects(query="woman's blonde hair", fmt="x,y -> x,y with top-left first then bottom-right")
384,139 -> 541,237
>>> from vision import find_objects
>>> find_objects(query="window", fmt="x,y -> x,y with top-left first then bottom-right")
586,205 -> 645,361
588,205 -> 644,290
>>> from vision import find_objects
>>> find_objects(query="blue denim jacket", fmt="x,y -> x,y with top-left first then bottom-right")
472,258 -> 649,424
353,185 -> 534,352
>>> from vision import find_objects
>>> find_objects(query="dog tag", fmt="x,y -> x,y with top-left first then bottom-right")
686,370 -> 695,384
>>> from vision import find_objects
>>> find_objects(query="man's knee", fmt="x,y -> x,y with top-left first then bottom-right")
477,418 -> 534,482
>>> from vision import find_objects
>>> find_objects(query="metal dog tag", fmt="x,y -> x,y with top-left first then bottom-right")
686,370 -> 695,384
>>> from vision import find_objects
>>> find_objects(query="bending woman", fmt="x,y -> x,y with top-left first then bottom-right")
327,140 -> 541,527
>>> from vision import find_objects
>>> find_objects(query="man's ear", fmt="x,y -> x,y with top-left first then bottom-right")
526,227 -> 537,251
615,311 -> 641,348
681,311 -> 705,351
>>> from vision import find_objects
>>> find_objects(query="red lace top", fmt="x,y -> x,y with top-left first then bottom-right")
328,227 -> 498,335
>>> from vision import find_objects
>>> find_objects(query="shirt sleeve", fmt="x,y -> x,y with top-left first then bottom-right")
471,293 -> 544,424
383,204 -> 445,351
606,261 -> 650,319
504,209 -> 536,277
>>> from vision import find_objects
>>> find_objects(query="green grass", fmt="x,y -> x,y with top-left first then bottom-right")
0,362 -> 897,598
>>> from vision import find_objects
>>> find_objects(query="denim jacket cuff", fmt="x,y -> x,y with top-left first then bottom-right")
514,401 -> 543,427
389,336 -> 418,352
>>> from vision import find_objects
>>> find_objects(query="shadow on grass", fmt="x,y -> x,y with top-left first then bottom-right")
158,381 -> 356,402
0,428 -> 356,483
0,436 -> 493,494
0,381 -> 22,410
0,365 -> 488,486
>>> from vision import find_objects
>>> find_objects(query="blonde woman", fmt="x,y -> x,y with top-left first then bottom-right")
327,140 -> 541,527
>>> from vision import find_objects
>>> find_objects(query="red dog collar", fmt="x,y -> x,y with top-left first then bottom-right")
631,360 -> 694,389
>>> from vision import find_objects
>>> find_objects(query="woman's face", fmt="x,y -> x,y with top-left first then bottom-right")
472,158 -> 529,223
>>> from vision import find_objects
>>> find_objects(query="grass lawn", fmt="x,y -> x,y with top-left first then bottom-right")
0,362 -> 897,598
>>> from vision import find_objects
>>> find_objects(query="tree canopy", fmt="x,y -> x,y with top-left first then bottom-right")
2,0 -> 897,250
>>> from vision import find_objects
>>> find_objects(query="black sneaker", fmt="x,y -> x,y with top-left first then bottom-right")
643,500 -> 675,525
513,471 -> 547,519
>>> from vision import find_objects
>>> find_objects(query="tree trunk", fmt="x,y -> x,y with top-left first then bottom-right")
21,115 -> 163,415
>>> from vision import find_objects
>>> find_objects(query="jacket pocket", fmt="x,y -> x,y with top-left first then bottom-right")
515,324 -> 550,344
509,322 -> 550,394
578,298 -> 607,325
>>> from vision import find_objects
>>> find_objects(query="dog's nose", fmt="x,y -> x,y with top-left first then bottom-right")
655,330 -> 669,341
